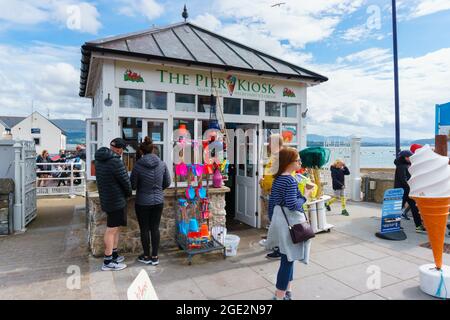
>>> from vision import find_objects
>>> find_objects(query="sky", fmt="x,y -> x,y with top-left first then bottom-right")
0,0 -> 449,139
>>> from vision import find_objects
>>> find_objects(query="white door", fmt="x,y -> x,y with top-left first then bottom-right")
235,125 -> 258,227
86,118 -> 102,180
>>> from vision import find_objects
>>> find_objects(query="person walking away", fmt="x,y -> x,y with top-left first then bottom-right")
131,137 -> 171,265
260,134 -> 284,259
325,160 -> 350,216
401,144 -> 423,220
95,138 -> 132,271
36,150 -> 52,187
394,150 -> 426,233
266,148 -> 312,300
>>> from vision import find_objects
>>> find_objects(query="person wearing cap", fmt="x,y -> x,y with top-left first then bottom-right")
394,150 -> 426,233
95,138 -> 132,271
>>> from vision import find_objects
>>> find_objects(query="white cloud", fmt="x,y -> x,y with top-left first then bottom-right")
0,43 -> 91,119
202,0 -> 366,49
0,0 -> 101,34
117,0 -> 164,20
307,47 -> 450,139
341,24 -> 385,43
191,13 -> 222,31
399,0 -> 450,19
0,0 -> 48,25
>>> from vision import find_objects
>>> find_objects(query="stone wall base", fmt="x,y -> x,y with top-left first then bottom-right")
87,187 -> 229,257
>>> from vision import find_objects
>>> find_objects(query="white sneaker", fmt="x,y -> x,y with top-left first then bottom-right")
259,239 -> 267,247
101,261 -> 127,271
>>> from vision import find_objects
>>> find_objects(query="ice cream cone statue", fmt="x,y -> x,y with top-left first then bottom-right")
408,144 -> 450,298
408,145 -> 450,270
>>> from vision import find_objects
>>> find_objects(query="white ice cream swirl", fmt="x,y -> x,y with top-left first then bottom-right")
408,145 -> 450,197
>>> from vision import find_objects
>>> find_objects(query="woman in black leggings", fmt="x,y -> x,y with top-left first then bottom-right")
131,137 -> 171,265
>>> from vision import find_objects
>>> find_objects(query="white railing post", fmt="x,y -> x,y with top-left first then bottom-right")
13,142 -> 24,232
69,162 -> 75,198
350,137 -> 362,201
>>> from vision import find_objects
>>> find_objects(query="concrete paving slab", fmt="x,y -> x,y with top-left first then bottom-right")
341,244 -> 390,260
192,266 -> 272,299
370,256 -> 421,280
375,279 -> 437,300
326,263 -> 402,293
155,278 -> 207,300
219,288 -> 273,300
348,292 -> 386,300
251,260 -> 327,285
310,248 -> 369,270
289,273 -> 360,300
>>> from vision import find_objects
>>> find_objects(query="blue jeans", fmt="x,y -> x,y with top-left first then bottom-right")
276,254 -> 294,291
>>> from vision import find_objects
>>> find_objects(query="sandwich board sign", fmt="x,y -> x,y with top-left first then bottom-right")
127,269 -> 158,300
376,188 -> 406,241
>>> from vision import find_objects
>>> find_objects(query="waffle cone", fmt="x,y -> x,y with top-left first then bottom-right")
412,197 -> 450,269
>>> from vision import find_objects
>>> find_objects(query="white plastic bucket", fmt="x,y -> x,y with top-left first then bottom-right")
224,234 -> 240,256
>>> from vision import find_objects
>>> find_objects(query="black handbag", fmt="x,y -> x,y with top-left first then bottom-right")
279,206 -> 315,243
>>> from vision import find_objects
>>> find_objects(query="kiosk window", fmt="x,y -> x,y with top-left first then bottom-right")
121,117 -> 142,172
145,91 -> 167,110
224,97 -> 241,114
243,99 -> 259,115
282,124 -> 298,144
148,121 -> 164,160
120,89 -> 143,109
265,101 -> 281,117
175,94 -> 195,112
198,95 -> 213,113
283,103 -> 297,118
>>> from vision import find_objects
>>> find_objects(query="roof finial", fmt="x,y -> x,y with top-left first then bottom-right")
182,4 -> 188,22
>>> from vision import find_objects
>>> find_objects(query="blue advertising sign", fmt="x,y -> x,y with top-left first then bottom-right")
380,188 -> 404,234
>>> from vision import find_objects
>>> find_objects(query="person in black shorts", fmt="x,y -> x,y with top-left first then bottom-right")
95,138 -> 132,271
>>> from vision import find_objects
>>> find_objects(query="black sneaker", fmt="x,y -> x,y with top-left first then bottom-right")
285,291 -> 292,300
151,257 -> 159,266
325,203 -> 331,211
266,251 -> 281,260
113,255 -> 125,263
137,255 -> 152,265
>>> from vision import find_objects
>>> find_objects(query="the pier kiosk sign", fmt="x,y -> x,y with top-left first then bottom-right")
115,61 -> 304,103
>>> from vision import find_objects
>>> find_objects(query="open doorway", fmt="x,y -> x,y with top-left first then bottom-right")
224,123 -> 259,231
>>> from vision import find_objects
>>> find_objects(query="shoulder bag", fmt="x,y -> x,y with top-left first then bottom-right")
279,205 -> 315,243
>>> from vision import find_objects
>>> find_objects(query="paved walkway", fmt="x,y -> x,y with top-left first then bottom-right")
1,198 -> 449,300
0,198 -> 91,299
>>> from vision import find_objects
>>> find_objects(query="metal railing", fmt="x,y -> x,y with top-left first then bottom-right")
36,161 -> 86,198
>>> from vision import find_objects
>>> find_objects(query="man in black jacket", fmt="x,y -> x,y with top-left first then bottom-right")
95,138 -> 132,271
394,150 -> 426,233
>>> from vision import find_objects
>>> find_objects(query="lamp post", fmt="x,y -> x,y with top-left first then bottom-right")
392,0 -> 401,156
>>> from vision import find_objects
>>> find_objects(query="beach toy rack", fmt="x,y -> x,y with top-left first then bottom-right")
173,163 -> 226,265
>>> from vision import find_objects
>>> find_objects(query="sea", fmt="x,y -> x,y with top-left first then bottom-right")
328,146 -> 413,169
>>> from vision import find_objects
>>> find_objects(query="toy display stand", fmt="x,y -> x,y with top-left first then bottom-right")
306,195 -> 334,234
174,165 -> 226,265
419,264 -> 450,299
